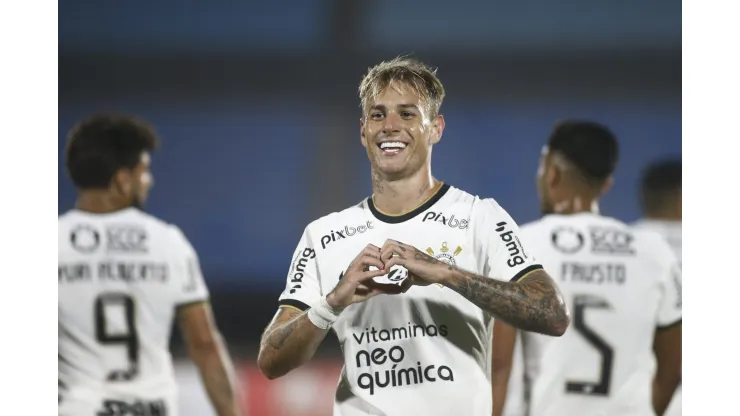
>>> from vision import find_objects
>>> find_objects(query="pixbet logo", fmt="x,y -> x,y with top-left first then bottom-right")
421,211 -> 468,229
496,221 -> 527,267
289,248 -> 316,294
320,221 -> 374,249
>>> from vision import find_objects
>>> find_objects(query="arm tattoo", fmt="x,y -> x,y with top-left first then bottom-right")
268,310 -> 304,349
447,268 -> 570,336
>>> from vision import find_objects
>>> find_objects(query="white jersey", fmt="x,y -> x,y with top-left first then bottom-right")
58,208 -> 209,416
633,219 -> 682,416
277,184 -> 543,416
518,213 -> 682,416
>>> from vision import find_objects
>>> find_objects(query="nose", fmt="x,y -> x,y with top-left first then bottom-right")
382,111 -> 402,135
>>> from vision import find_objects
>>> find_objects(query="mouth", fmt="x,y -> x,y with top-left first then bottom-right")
377,141 -> 408,156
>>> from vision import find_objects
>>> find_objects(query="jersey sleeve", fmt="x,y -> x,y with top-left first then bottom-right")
655,241 -> 682,328
475,199 -> 543,282
170,226 -> 210,306
277,226 -> 321,311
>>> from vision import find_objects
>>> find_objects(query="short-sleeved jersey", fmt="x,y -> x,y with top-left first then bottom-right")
58,208 -> 209,410
277,184 -> 543,416
632,218 -> 682,416
518,213 -> 682,416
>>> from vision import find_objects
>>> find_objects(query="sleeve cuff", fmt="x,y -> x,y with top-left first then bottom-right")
657,318 -> 682,331
509,264 -> 544,282
279,299 -> 311,311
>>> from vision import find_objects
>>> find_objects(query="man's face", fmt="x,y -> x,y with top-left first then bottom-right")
536,146 -> 555,215
360,82 -> 443,180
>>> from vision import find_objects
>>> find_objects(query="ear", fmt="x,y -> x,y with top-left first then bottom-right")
600,176 -> 614,196
547,162 -> 561,189
360,117 -> 368,148
113,169 -> 133,196
430,114 -> 445,145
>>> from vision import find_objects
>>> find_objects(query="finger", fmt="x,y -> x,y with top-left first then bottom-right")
380,244 -> 406,262
384,256 -> 406,271
359,254 -> 386,272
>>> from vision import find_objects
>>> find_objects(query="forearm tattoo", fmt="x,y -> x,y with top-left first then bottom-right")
447,268 -> 570,336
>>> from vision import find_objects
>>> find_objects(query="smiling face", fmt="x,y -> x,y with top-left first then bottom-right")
360,81 -> 445,180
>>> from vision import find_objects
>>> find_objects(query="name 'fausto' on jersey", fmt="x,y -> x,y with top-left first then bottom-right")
277,184 -> 544,416
518,212 -> 682,416
58,207 -> 209,413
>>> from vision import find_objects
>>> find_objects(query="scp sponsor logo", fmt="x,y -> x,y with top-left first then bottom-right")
320,221 -> 373,249
496,221 -> 528,267
289,247 -> 316,294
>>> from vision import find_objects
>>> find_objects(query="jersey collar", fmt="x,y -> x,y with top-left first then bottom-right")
367,183 -> 451,224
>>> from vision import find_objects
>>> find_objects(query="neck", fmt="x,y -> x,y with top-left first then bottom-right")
371,166 -> 440,216
552,195 -> 601,215
76,190 -> 131,214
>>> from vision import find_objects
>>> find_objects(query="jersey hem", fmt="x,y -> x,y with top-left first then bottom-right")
175,298 -> 209,309
509,264 -> 544,282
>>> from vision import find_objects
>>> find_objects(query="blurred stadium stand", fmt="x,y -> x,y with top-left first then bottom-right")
59,1 -> 680,413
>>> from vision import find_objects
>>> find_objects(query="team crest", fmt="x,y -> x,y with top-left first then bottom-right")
426,242 -> 463,288
426,242 -> 463,266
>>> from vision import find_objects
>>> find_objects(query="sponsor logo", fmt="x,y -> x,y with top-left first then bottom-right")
289,247 -> 316,294
97,398 -> 167,416
551,227 -> 585,254
106,225 -> 148,253
352,322 -> 454,396
589,227 -> 635,255
495,221 -> 528,267
70,225 -> 101,253
421,211 -> 469,229
320,221 -> 374,249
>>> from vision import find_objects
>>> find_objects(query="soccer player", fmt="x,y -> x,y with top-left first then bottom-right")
633,158 -> 682,416
491,121 -> 682,416
257,57 -> 570,416
58,115 -> 241,416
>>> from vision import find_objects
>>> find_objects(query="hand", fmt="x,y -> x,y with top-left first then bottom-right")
380,239 -> 451,286
326,244 -> 406,310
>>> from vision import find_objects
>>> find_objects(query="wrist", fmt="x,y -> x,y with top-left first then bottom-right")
307,296 -> 342,330
440,265 -> 463,287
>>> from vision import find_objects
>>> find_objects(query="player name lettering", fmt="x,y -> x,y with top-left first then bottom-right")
320,221 -> 374,249
561,262 -> 626,285
58,262 -> 168,283
96,398 -> 167,416
421,211 -> 469,229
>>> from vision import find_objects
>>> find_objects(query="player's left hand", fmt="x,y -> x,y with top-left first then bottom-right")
380,239 -> 451,287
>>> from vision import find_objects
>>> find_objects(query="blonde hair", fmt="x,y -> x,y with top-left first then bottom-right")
358,56 -> 446,120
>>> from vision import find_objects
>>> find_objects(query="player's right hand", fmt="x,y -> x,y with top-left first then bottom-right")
326,244 -> 404,310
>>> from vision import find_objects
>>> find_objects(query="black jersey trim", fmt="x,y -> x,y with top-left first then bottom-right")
367,183 -> 451,224
279,299 -> 311,311
509,264 -> 544,282
657,318 -> 682,331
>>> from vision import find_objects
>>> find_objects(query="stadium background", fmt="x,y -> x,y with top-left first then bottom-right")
58,1 -> 681,414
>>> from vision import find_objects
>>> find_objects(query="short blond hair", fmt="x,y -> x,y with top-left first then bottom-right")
358,56 -> 446,120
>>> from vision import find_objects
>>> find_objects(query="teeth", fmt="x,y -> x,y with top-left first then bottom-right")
380,142 -> 407,150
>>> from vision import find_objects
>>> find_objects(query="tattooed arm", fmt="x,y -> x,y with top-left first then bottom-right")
444,265 -> 569,336
381,241 -> 570,337
257,307 -> 331,380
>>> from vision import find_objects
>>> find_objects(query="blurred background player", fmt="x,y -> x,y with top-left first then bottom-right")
491,121 -> 682,416
58,115 -> 241,416
633,158 -> 682,416
257,57 -> 569,416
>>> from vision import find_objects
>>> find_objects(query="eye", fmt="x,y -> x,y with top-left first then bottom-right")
370,112 -> 384,120
400,111 -> 415,119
